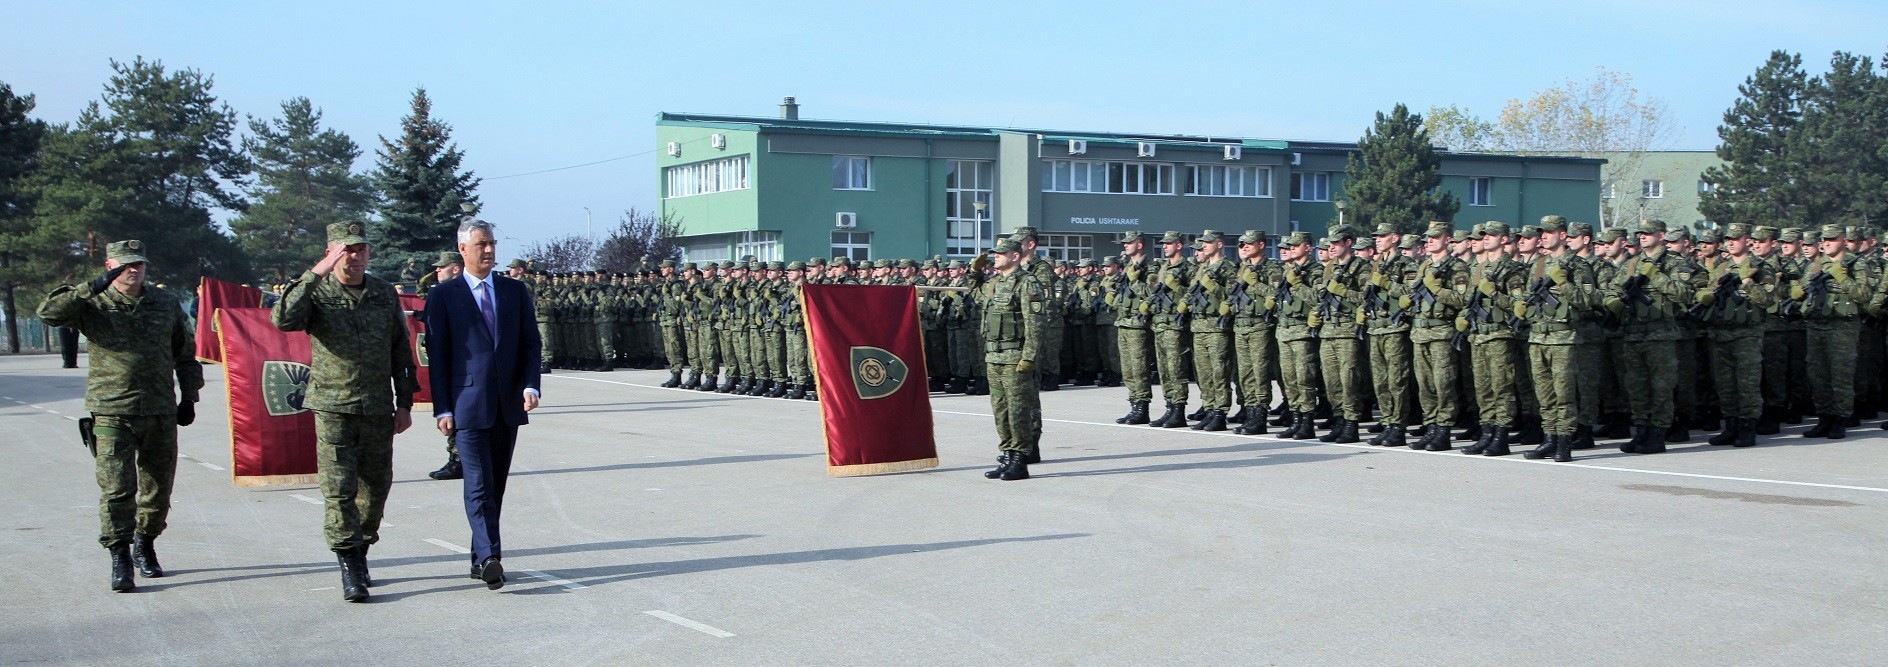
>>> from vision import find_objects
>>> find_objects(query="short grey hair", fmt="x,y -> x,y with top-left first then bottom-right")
457,219 -> 496,244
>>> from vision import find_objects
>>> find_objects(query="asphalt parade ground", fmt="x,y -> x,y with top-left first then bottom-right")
2,353 -> 1884,665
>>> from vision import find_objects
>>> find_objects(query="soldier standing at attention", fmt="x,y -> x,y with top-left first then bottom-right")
1274,232 -> 1325,439
656,260 -> 688,387
1186,230 -> 1237,431
970,238 -> 1044,481
1094,256 -> 1124,387
1229,231 -> 1281,435
1798,225 -> 1877,439
1602,220 -> 1694,454
1565,222 -> 1607,449
1111,231 -> 1156,424
1407,222 -> 1470,451
1146,231 -> 1196,428
1517,217 -> 1599,461
1311,227 -> 1370,443
1699,223 -> 1776,447
271,223 -> 419,602
1363,223 -> 1417,447
39,239 -> 204,593
1010,228 -> 1064,390
1461,222 -> 1529,456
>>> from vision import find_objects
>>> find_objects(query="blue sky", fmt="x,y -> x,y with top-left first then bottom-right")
4,0 -> 1884,250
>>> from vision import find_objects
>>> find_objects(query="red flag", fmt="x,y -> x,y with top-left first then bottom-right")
801,284 -> 938,476
217,308 -> 318,487
398,293 -> 432,406
195,277 -> 264,363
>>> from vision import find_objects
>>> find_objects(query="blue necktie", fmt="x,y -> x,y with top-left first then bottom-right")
478,281 -> 498,344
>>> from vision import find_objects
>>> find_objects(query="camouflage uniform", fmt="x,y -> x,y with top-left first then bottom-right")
1363,225 -> 1418,433
1229,231 -> 1282,433
1313,232 -> 1371,435
1111,241 -> 1157,407
1148,232 -> 1197,416
1697,224 -> 1776,444
1602,221 -> 1696,450
1275,233 -> 1326,432
1798,226 -> 1878,428
1408,224 -> 1471,447
974,240 -> 1045,477
1185,231 -> 1238,424
1464,223 -> 1530,439
1520,243 -> 1600,452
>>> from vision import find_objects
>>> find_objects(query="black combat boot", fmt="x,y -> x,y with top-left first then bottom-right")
1271,408 -> 1295,427
541,361 -> 554,374
1783,406 -> 1804,424
1599,413 -> 1632,439
1280,413 -> 1308,440
337,549 -> 368,603
1755,408 -> 1781,435
1804,415 -> 1831,438
806,383 -> 820,401
429,452 -> 462,480
661,371 -> 682,388
1709,419 -> 1740,446
1665,422 -> 1690,443
1553,434 -> 1573,462
1638,427 -> 1667,454
718,375 -> 738,394
1368,421 -> 1386,434
1826,415 -> 1847,439
1518,416 -> 1545,446
1482,425 -> 1512,456
357,544 -> 373,587
1156,403 -> 1189,429
1572,424 -> 1596,450
786,383 -> 807,400
1187,405 -> 1208,422
1523,434 -> 1558,460
1619,426 -> 1642,453
1463,424 -> 1495,455
1199,410 -> 1228,432
1040,374 -> 1060,392
1227,406 -> 1249,424
750,379 -> 772,396
1425,424 -> 1453,451
929,376 -> 946,392
1317,418 -> 1340,442
999,450 -> 1030,481
1023,444 -> 1042,464
109,544 -> 135,592
1233,412 -> 1268,436
1073,372 -> 1095,387
1381,424 -> 1407,448
967,378 -> 988,396
1455,421 -> 1482,443
945,377 -> 966,394
130,533 -> 163,578
681,370 -> 702,390
699,373 -> 720,392
1116,401 -> 1150,425
767,381 -> 788,398
1734,418 -> 1758,448
984,451 -> 1014,479
1331,419 -> 1360,444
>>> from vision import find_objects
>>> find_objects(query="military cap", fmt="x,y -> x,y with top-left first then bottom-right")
1077,258 -> 1096,268
1424,221 -> 1454,238
1696,229 -> 1723,243
1372,223 -> 1399,237
1518,225 -> 1540,239
681,261 -> 698,271
1326,225 -> 1357,241
105,239 -> 148,265
433,251 -> 464,267
659,259 -> 676,268
1010,226 -> 1039,241
1158,230 -> 1186,244
1537,215 -> 1568,231
1193,229 -> 1224,247
1118,230 -> 1145,244
1317,237 -> 1335,249
1844,225 -> 1863,240
327,222 -> 369,246
767,261 -> 784,271
1282,231 -> 1313,246
1820,223 -> 1847,239
1567,222 -> 1593,237
1397,235 -> 1420,249
1237,230 -> 1265,245
1779,228 -> 1802,242
506,258 -> 529,269
809,256 -> 827,266
1597,228 -> 1627,243
1467,228 -> 1486,241
1751,225 -> 1778,241
922,259 -> 939,269
1722,223 -> 1751,240
831,256 -> 851,267
1634,219 -> 1668,234
1479,221 -> 1510,237
744,260 -> 760,271
786,261 -> 806,271
1665,228 -> 1692,243
714,260 -> 731,270
946,260 -> 966,269
899,258 -> 917,268
1800,228 -> 1822,243
1101,255 -> 1121,266
992,237 -> 1023,253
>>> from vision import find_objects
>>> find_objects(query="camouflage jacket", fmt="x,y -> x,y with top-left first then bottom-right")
39,282 -> 204,416
271,271 -> 419,414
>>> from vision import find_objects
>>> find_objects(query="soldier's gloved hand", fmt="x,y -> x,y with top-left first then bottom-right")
1242,270 -> 1261,288
1326,281 -> 1348,297
1264,296 -> 1277,310
1015,359 -> 1035,374
1603,296 -> 1626,315
1454,316 -> 1470,332
1829,261 -> 1850,283
1307,312 -> 1323,328
1163,273 -> 1185,291
88,264 -> 129,295
1138,303 -> 1151,315
1176,301 -> 1190,314
1637,260 -> 1658,278
1422,272 -> 1443,293
1397,295 -> 1412,309
1219,302 -> 1232,316
1354,310 -> 1368,325
176,400 -> 196,427
1789,284 -> 1807,301
1284,268 -> 1302,287
1370,272 -> 1389,289
1694,288 -> 1717,306
1512,301 -> 1529,319
1477,279 -> 1498,297
969,252 -> 990,275
1546,264 -> 1568,286
1199,271 -> 1218,289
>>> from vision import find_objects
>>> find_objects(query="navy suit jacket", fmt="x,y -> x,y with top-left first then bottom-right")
424,273 -> 542,430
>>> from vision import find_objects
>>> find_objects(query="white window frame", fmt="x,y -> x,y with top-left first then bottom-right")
733,231 -> 781,262
1040,159 -> 1175,195
833,155 -> 872,191
1290,171 -> 1332,202
945,160 -> 996,258
831,231 -> 872,261
1697,180 -> 1714,195
664,155 -> 750,199
1036,234 -> 1094,261
681,237 -> 731,263
1468,177 -> 1493,207
1642,179 -> 1664,199
1186,165 -> 1272,198
1602,182 -> 1615,199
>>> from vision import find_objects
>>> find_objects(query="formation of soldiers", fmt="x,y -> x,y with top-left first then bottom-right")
527,218 -> 1888,466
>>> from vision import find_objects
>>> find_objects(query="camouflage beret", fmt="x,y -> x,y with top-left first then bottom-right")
1237,230 -> 1265,245
1751,225 -> 1778,241
1518,225 -> 1541,239
1538,215 -> 1567,232
326,222 -> 369,246
1635,219 -> 1668,234
434,251 -> 464,267
1819,223 -> 1847,239
1118,230 -> 1145,244
787,261 -> 806,271
1159,230 -> 1186,244
992,237 -> 1023,253
1424,221 -> 1454,238
105,240 -> 148,265
1567,222 -> 1593,237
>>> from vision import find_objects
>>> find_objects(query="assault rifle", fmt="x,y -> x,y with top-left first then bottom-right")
1149,279 -> 1179,323
1525,277 -> 1561,319
1620,274 -> 1653,306
1688,272 -> 1740,320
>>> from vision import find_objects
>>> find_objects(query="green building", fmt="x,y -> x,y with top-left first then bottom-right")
1592,150 -> 1725,231
657,99 -> 1604,262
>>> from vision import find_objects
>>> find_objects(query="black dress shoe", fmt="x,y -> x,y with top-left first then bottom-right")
429,456 -> 463,481
478,557 -> 505,590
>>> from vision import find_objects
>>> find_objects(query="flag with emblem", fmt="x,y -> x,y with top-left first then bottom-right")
217,308 -> 318,487
194,276 -> 265,363
801,283 -> 937,475
399,293 -> 433,405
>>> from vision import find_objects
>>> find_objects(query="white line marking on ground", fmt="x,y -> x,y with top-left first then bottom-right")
645,610 -> 734,638
64,416 -> 77,421
196,461 -> 225,471
519,568 -> 586,590
42,408 -> 59,414
289,494 -> 322,505
424,538 -> 471,554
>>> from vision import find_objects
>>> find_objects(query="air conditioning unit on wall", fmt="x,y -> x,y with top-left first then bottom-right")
1290,152 -> 1302,166
1137,142 -> 1157,157
667,141 -> 681,157
1224,145 -> 1242,161
835,212 -> 858,229
711,133 -> 726,149
1068,139 -> 1087,155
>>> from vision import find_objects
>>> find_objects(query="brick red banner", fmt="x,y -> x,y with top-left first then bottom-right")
217,308 -> 317,487
802,284 -> 937,476
195,277 -> 264,363
399,293 -> 432,405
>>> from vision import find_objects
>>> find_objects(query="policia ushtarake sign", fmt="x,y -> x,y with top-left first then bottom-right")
801,284 -> 938,476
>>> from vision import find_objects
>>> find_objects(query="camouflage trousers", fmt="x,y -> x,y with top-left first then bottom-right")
595,319 -> 617,366
1098,325 -> 1122,376
1761,330 -> 1802,412
1710,329 -> 1764,420
1040,317 -> 1065,377
661,321 -> 687,372
1368,332 -> 1414,426
1153,326 -> 1191,405
1117,326 -> 1153,403
1527,343 -> 1578,435
987,362 -> 1041,453
538,320 -> 557,364
91,413 -> 177,549
1193,329 -> 1233,410
1318,335 -> 1367,421
1278,335 -> 1319,413
1806,320 -> 1859,416
924,328 -> 948,379
1617,338 -> 1678,428
1470,337 -> 1519,426
1672,337 -> 1702,420
718,327 -> 743,377
1574,339 -> 1604,427
688,324 -> 719,373
314,411 -> 393,552
1232,325 -> 1275,412
787,327 -> 811,383
1065,324 -> 1099,378
948,326 -> 979,379
1411,331 -> 1458,427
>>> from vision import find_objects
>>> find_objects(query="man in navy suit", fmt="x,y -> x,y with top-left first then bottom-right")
424,218 -> 543,590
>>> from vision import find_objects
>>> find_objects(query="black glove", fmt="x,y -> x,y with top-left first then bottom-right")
88,265 -> 129,295
176,400 -> 196,427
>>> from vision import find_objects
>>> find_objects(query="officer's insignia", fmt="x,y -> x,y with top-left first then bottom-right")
849,346 -> 909,400
347,223 -> 363,235
414,333 -> 429,365
261,360 -> 312,417
126,240 -> 142,250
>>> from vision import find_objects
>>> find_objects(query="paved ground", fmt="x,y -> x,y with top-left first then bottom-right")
2,353 -> 1884,665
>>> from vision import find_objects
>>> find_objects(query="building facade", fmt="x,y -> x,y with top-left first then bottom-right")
658,103 -> 1604,262
1593,150 -> 1725,231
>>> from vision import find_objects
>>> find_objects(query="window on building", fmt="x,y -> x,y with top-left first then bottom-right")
1289,220 -> 1301,232
831,231 -> 871,261
1697,180 -> 1715,194
833,156 -> 872,190
945,160 -> 996,257
1036,234 -> 1094,261
681,237 -> 731,264
1186,165 -> 1272,197
1642,179 -> 1664,199
1289,171 -> 1331,201
1468,177 -> 1493,206
733,231 -> 780,262
664,155 -> 750,198
1602,182 -> 1615,199
1040,160 -> 1174,195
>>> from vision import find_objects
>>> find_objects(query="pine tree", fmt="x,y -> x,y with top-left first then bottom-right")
231,97 -> 375,282
1342,103 -> 1459,234
0,80 -> 53,352
371,88 -> 479,278
1792,51 -> 1887,227
1700,51 -> 1809,228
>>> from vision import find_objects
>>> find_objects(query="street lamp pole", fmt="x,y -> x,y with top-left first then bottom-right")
1335,199 -> 1348,227
584,207 -> 593,243
973,200 -> 989,253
